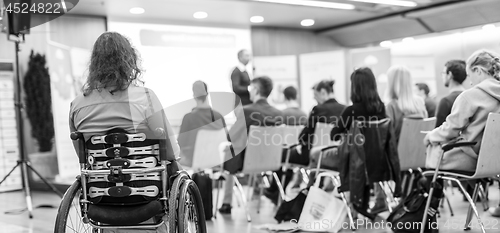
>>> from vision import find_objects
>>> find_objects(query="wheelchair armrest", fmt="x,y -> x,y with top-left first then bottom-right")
70,131 -> 86,164
320,145 -> 339,153
442,141 -> 477,153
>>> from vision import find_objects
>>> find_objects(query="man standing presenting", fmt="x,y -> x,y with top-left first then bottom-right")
231,49 -> 252,106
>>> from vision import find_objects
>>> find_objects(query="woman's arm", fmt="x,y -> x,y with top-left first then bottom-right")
330,106 -> 351,141
425,94 -> 476,144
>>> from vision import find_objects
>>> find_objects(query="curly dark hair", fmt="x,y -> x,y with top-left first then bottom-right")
83,32 -> 143,96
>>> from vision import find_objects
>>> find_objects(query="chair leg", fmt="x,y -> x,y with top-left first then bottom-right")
444,193 -> 454,216
273,172 -> 287,205
233,175 -> 252,222
257,174 -> 265,214
300,168 -> 310,185
378,181 -> 393,213
214,178 -> 221,219
453,179 -> 485,233
407,173 -> 415,197
333,176 -> 356,231
247,174 -> 254,202
401,173 -> 408,197
464,183 -> 480,230
478,184 -> 489,211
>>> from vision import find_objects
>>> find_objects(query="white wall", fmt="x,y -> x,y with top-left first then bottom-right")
108,21 -> 253,124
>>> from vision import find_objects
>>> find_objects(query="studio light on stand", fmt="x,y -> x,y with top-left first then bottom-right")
0,1 -> 63,219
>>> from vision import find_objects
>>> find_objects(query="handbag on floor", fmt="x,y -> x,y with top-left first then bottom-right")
387,171 -> 442,233
192,172 -> 213,220
298,177 -> 347,233
274,188 -> 308,223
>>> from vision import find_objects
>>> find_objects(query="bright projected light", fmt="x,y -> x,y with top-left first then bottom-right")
482,24 -> 496,31
129,7 -> 145,14
193,11 -> 208,19
301,19 -> 315,27
108,22 -> 252,122
380,40 -> 393,48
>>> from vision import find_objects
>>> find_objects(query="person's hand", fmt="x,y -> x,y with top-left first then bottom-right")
423,133 -> 431,147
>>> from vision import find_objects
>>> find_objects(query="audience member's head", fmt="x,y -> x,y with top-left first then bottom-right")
443,60 -> 467,87
283,86 -> 298,102
387,65 -> 423,114
238,49 -> 251,66
249,76 -> 273,102
312,80 -> 335,104
350,67 -> 384,113
84,32 -> 143,96
192,80 -> 209,105
466,49 -> 500,86
415,83 -> 430,98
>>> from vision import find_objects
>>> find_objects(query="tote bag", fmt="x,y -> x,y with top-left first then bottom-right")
298,177 -> 347,232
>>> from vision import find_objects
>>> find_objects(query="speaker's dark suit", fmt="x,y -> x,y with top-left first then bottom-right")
231,67 -> 252,106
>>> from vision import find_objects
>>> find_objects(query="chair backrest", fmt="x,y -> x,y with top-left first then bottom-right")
282,125 -> 305,146
398,117 -> 436,170
242,125 -> 284,174
312,122 -> 334,149
474,113 -> 500,178
192,128 -> 228,170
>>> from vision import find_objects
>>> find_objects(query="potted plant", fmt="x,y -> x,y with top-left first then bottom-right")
23,50 -> 57,179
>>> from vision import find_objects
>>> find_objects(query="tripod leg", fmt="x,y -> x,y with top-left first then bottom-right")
0,162 -> 21,186
26,162 -> 63,197
20,162 -> 33,218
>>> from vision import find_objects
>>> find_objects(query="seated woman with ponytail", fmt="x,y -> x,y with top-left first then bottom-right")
423,49 -> 500,171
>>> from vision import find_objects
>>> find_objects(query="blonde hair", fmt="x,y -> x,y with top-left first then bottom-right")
387,65 -> 426,115
466,49 -> 500,80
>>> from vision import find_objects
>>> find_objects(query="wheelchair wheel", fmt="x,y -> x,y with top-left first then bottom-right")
54,180 -> 96,233
169,171 -> 189,233
178,179 -> 207,233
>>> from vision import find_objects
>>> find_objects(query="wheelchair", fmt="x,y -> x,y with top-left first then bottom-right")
53,128 -> 207,233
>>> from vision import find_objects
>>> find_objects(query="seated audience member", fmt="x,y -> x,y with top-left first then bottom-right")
435,60 -> 467,127
177,81 -> 225,167
329,68 -> 387,214
219,76 -> 283,214
282,86 -> 307,125
69,32 -> 179,160
264,80 -> 345,203
386,66 -> 428,143
416,83 -> 437,117
423,49 -> 500,172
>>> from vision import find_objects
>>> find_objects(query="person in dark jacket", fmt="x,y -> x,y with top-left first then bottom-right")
329,68 -> 390,216
282,86 -> 307,125
177,81 -> 225,167
230,49 -> 252,106
219,76 -> 283,214
435,60 -> 467,127
265,80 -> 345,204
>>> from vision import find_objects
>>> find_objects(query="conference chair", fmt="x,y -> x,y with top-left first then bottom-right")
420,113 -> 500,233
184,128 -> 229,219
216,125 -> 284,222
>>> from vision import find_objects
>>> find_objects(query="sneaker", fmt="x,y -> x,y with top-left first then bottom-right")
369,202 -> 388,215
490,206 -> 500,217
218,204 -> 232,214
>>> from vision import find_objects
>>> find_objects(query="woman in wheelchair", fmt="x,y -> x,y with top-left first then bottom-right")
423,49 -> 500,171
54,32 -> 207,233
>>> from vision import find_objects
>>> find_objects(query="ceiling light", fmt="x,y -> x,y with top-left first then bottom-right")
253,0 -> 355,10
129,7 -> 145,14
380,40 -> 393,48
301,19 -> 315,27
402,37 -> 415,43
250,16 -> 264,23
482,24 -> 496,31
193,11 -> 208,19
349,0 -> 417,7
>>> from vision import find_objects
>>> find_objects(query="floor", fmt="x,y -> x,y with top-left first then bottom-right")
0,183 -> 499,233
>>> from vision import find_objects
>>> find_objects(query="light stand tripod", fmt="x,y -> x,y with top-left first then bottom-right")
0,33 -> 63,219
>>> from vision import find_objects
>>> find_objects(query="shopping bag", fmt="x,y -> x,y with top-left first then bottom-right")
298,177 -> 347,232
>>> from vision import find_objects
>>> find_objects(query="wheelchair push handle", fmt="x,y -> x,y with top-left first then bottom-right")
71,131 -> 83,141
